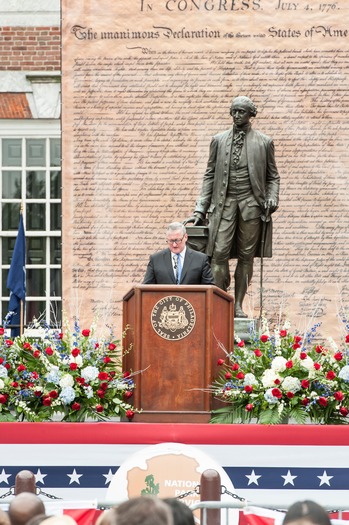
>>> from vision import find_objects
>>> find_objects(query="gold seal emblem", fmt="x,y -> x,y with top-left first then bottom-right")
151,295 -> 196,340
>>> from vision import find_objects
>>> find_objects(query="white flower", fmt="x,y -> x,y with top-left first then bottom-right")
83,385 -> 94,398
261,369 -> 281,388
264,388 -> 279,404
281,376 -> 301,393
0,379 -> 4,389
283,320 -> 291,330
70,354 -> 83,367
327,337 -> 338,354
300,355 -> 314,371
271,356 -> 287,373
339,365 -> 349,381
81,366 -> 99,382
59,373 -> 74,388
0,365 -> 8,378
60,386 -> 76,404
243,373 -> 257,386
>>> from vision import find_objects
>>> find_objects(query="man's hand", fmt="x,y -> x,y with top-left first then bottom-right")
183,212 -> 205,226
264,198 -> 278,214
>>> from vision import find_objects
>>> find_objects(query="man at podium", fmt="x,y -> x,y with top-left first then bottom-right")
143,222 -> 214,285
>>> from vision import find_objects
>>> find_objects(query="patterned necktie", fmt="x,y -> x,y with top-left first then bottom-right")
176,253 -> 182,284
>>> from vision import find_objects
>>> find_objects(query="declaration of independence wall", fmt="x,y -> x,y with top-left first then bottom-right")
62,0 -> 349,339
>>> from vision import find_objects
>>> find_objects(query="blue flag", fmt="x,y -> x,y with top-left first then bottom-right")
6,214 -> 26,336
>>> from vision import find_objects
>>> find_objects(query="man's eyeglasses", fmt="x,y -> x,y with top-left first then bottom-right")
166,236 -> 185,245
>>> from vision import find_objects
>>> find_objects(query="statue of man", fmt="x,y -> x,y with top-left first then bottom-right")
184,96 -> 280,318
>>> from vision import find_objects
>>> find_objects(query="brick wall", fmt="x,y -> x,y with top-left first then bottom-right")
0,26 -> 60,70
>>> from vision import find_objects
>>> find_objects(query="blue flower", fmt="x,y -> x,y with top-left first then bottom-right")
60,386 -> 76,404
339,365 -> 349,381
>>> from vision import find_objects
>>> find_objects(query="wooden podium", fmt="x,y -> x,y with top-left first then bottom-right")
122,285 -> 234,423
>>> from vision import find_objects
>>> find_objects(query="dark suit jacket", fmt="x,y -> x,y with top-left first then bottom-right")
143,247 -> 214,285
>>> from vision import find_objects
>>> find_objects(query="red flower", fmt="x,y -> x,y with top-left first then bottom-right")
0,358 -> 3,365
314,363 -> 321,370
245,404 -> 254,412
45,346 -> 54,356
244,385 -> 253,393
260,334 -> 269,343
95,343 -> 99,349
231,363 -> 239,371
32,371 -> 38,379
123,371 -> 131,377
237,340 -> 245,348
34,390 -> 42,397
124,390 -> 133,399
254,349 -> 262,357
11,381 -> 19,388
294,335 -> 302,343
0,394 -> 8,404
292,343 -> 301,350
300,352 -> 307,360
49,390 -> 58,399
43,397 -> 52,406
315,345 -> 323,353
126,409 -> 135,421
23,342 -> 32,350
5,339 -> 13,346
58,333 -> 63,339
340,406 -> 349,417
96,404 -> 104,413
236,372 -> 245,380
0,328 -> 4,336
272,388 -> 282,399
17,364 -> 26,372
82,329 -> 90,337
70,363 -> 78,371
103,356 -> 111,364
97,389 -> 105,398
286,360 -> 293,369
334,391 -> 344,401
279,329 -> 287,337
72,402 -> 81,411
225,372 -> 232,380
71,348 -> 80,357
326,371 -> 336,380
346,334 -> 349,344
318,397 -> 328,407
301,398 -> 310,406
334,352 -> 343,361
286,392 -> 294,399
76,377 -> 85,385
217,358 -> 225,366
4,363 -> 10,370
274,379 -> 281,385
33,350 -> 40,358
98,372 -> 109,381
108,343 -> 117,351
301,379 -> 310,389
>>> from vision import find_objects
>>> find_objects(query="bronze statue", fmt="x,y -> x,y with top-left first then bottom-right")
184,96 -> 280,318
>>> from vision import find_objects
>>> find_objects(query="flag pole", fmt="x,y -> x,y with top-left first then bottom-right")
20,202 -> 24,336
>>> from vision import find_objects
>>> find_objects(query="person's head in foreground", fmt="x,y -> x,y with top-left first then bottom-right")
283,500 -> 331,525
162,498 -> 195,525
115,496 -> 173,525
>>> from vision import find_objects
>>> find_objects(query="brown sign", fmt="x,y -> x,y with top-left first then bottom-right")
151,295 -> 196,341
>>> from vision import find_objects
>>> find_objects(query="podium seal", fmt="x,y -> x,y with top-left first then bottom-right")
151,295 -> 196,340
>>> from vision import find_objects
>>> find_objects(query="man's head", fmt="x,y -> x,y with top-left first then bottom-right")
115,496 -> 173,525
166,222 -> 187,255
8,492 -> 45,525
230,96 -> 257,128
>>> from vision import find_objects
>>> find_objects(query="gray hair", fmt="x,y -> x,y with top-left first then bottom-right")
167,222 -> 186,236
230,96 -> 258,117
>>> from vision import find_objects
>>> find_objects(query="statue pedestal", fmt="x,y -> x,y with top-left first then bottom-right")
234,317 -> 257,341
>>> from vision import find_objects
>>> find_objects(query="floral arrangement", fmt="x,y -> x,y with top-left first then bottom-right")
0,318 -> 139,422
211,317 -> 349,425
